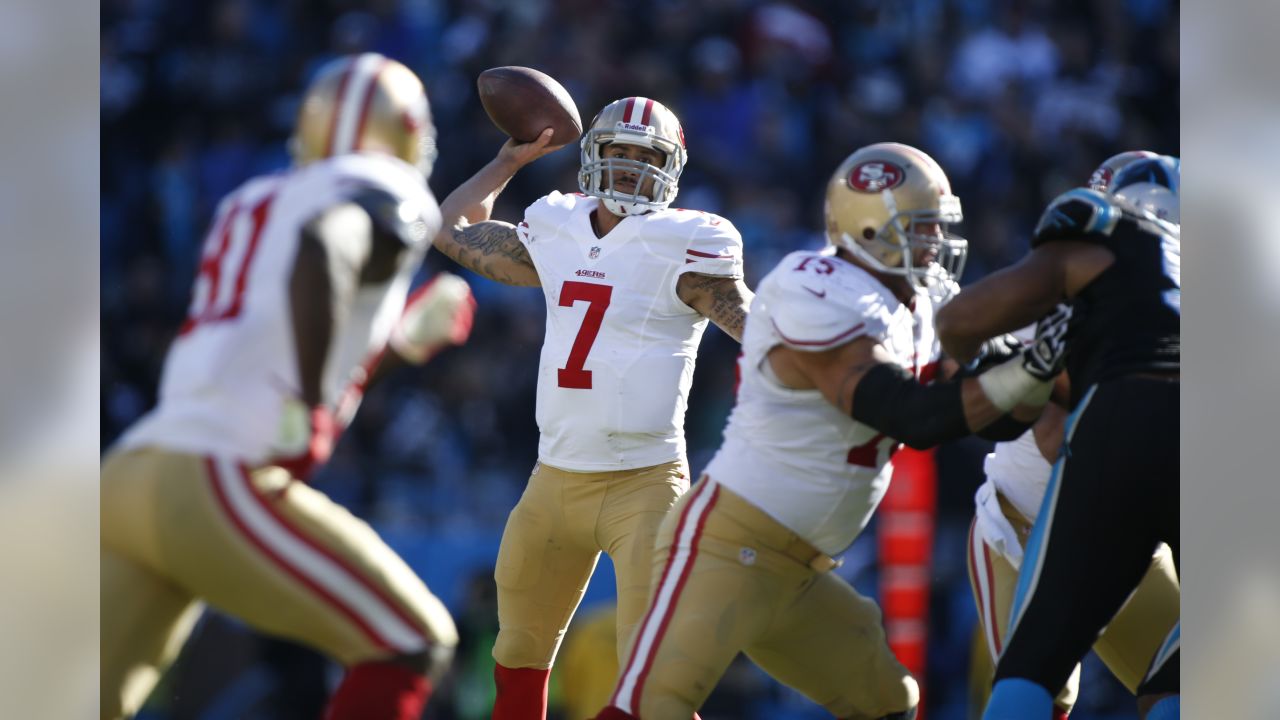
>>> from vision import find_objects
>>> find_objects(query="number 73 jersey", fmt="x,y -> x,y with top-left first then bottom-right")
515,191 -> 743,472
704,250 -> 939,556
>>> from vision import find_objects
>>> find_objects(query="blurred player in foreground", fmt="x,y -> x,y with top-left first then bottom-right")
593,143 -> 1068,720
966,152 -> 1179,720
101,53 -> 474,720
432,96 -> 753,720
938,156 -> 1181,720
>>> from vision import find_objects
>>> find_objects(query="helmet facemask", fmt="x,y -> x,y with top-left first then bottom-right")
579,130 -> 682,215
838,191 -> 968,304
577,97 -> 687,216
404,92 -> 438,178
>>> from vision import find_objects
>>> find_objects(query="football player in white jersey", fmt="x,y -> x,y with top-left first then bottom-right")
101,54 -> 475,720
591,143 -> 1070,720
965,153 -> 1178,720
430,96 -> 753,719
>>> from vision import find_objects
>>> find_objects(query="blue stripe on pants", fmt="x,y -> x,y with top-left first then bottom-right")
1008,384 -> 1099,639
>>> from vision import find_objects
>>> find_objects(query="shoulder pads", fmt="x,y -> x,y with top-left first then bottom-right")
767,255 -> 893,350
347,186 -> 428,247
1031,188 -> 1121,248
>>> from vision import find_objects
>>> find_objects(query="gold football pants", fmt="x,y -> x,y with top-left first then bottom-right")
610,477 -> 918,720
492,459 -> 688,669
100,448 -> 457,720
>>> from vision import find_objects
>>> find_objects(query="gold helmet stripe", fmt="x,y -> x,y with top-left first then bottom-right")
327,53 -> 388,157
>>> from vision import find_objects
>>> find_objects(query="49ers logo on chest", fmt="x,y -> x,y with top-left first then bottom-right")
848,161 -> 905,192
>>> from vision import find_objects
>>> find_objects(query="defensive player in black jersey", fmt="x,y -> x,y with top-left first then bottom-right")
936,156 -> 1180,720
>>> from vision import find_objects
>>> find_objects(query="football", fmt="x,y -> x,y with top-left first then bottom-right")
477,66 -> 583,146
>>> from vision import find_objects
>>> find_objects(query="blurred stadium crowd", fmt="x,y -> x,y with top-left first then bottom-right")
101,0 -> 1177,718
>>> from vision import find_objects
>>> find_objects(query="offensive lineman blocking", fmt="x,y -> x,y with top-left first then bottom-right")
595,143 -> 1069,720
431,97 -> 754,719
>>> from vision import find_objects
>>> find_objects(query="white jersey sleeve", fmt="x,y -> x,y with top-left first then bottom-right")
674,212 -> 744,280
768,251 -> 895,350
517,191 -> 571,248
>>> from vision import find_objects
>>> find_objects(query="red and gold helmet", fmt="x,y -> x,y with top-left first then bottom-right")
825,143 -> 967,302
291,53 -> 436,177
578,97 -> 687,216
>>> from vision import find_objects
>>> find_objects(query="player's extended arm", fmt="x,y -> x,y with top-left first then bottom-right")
432,128 -> 563,287
936,240 -> 1113,362
676,273 -> 755,342
935,249 -> 1067,363
280,195 -> 412,478
440,220 -> 540,287
289,232 -> 337,408
771,330 -> 1057,450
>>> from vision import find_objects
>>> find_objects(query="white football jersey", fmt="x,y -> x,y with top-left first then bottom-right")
983,430 -> 1053,522
515,192 -> 743,471
120,153 -> 439,463
978,324 -> 1050,520
705,250 -> 939,555
972,430 -> 1054,568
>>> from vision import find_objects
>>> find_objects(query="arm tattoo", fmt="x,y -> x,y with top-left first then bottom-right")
441,220 -> 539,287
680,273 -> 753,342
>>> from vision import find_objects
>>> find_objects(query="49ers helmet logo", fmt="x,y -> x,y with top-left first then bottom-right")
848,161 -> 905,192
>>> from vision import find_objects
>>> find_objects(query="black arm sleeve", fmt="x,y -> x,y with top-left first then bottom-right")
850,363 -> 970,450
975,414 -> 1035,441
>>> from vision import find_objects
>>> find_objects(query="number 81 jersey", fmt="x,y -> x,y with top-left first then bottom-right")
705,250 -> 939,556
515,192 -> 743,472
119,153 -> 439,463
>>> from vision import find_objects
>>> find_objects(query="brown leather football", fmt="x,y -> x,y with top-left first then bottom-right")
476,66 -> 583,145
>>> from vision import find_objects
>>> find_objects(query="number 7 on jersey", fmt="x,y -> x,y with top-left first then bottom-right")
557,280 -> 613,389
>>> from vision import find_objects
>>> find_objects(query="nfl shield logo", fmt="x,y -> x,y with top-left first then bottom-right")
589,246 -> 601,260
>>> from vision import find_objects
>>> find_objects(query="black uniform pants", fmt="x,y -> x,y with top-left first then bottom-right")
995,376 -> 1180,697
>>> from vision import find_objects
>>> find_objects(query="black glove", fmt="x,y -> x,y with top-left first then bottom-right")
955,333 -> 1024,378
1022,303 -> 1073,381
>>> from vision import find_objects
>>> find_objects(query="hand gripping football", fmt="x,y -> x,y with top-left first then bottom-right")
477,66 -> 583,145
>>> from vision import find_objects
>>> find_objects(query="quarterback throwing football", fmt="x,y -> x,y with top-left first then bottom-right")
432,97 -> 754,719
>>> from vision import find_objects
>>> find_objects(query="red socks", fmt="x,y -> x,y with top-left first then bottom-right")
492,664 -> 551,720
324,660 -> 431,720
1053,709 -> 1070,720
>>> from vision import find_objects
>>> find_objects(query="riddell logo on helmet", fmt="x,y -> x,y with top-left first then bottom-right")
848,161 -> 905,192
615,122 -> 655,134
